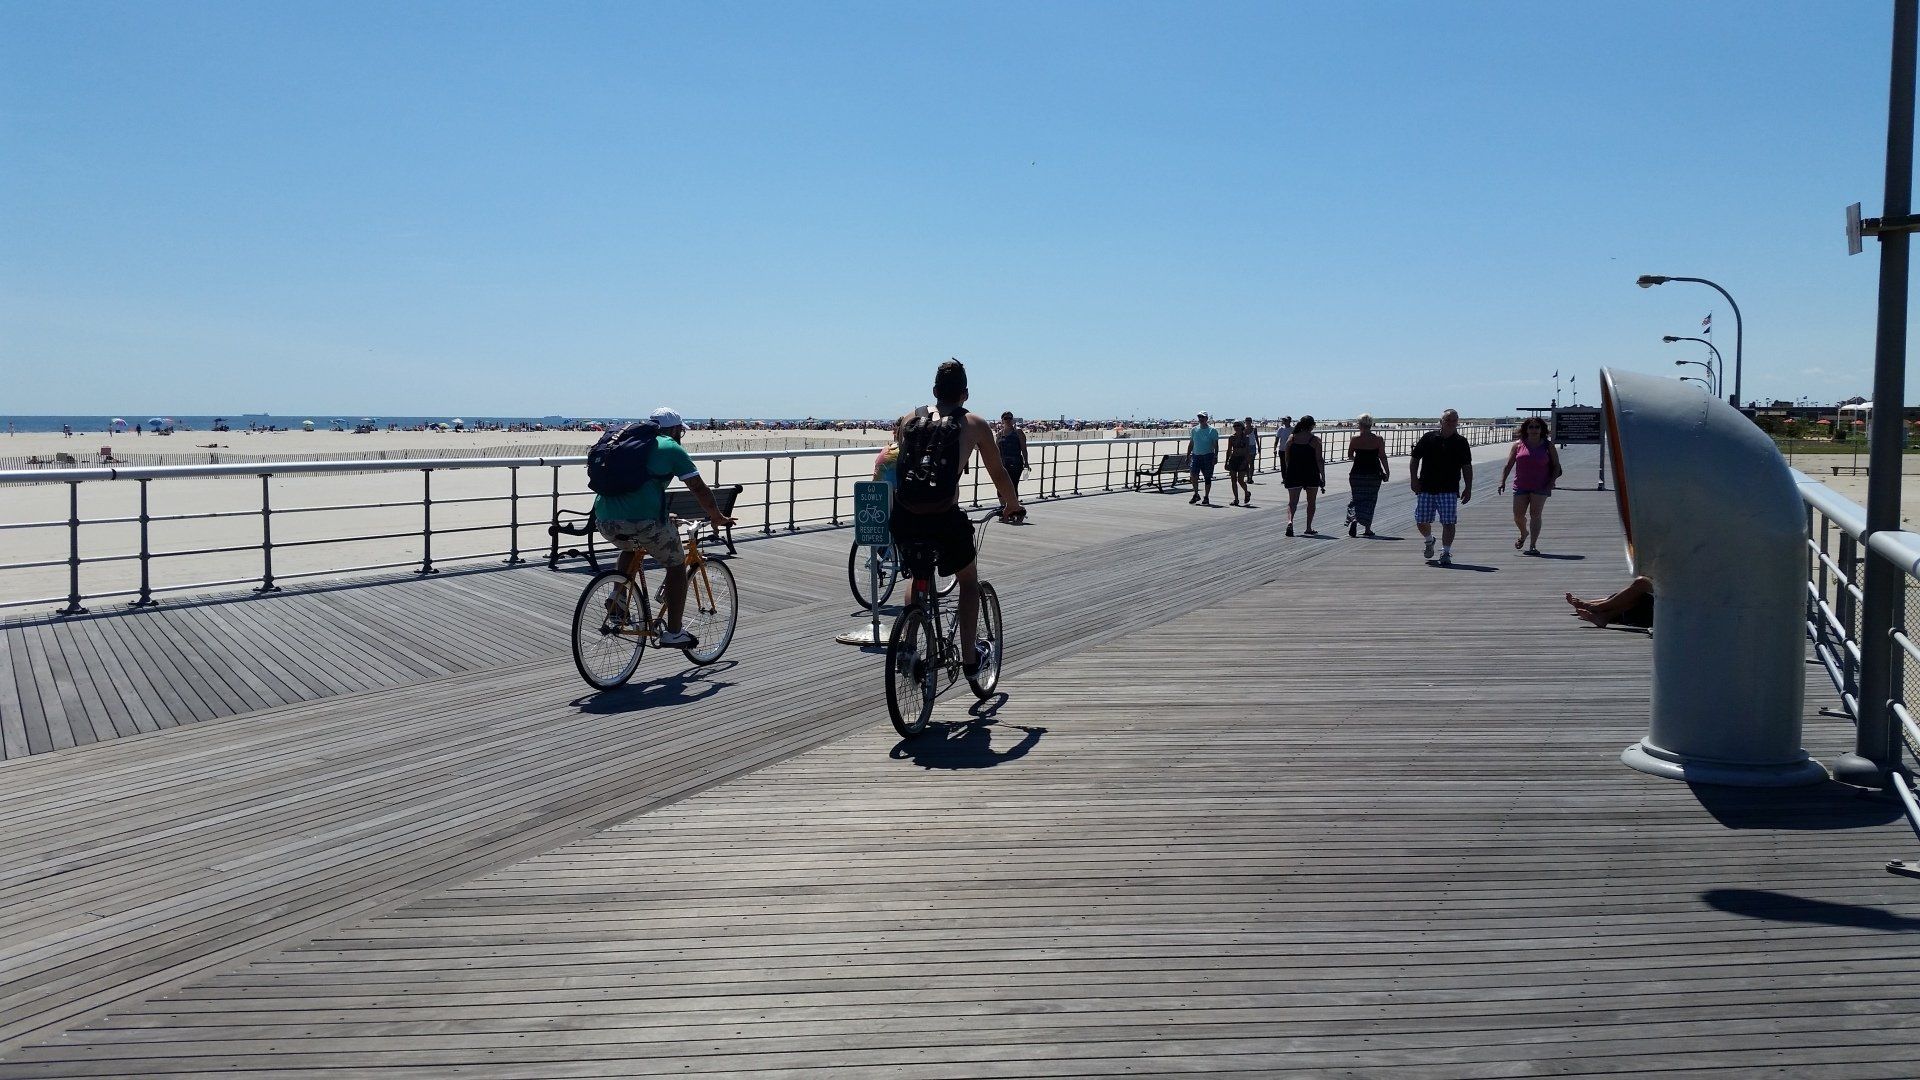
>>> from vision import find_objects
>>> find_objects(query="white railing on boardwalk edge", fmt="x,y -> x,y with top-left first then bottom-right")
0,425 -> 1513,616
1796,471 -> 1920,859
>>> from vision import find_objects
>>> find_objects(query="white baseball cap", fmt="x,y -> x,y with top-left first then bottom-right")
649,407 -> 685,428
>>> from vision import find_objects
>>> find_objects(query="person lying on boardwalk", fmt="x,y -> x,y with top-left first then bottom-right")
1566,578 -> 1654,629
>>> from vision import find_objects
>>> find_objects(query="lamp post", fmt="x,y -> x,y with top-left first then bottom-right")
1639,276 -> 1744,407
1836,0 -> 1918,792
1674,363 -> 1716,394
1662,335 -> 1725,398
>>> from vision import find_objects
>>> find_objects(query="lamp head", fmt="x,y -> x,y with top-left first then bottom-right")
1661,335 -> 1680,343
1637,275 -> 1669,289
1673,360 -> 1687,367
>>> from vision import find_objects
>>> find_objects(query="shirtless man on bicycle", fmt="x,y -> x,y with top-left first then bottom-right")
890,359 -> 1024,691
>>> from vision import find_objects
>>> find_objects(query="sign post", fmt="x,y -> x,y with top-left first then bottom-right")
1552,405 -> 1606,489
836,482 -> 891,647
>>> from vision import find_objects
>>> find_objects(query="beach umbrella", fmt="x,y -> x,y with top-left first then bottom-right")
110,418 -> 126,431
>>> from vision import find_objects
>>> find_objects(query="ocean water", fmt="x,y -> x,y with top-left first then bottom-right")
0,414 -> 857,434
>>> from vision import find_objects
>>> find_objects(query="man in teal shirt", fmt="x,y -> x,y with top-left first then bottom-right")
1187,412 -> 1221,507
593,407 -> 736,649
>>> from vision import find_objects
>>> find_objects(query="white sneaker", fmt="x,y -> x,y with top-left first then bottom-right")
657,627 -> 700,649
1438,551 -> 1453,567
1422,537 -> 1436,560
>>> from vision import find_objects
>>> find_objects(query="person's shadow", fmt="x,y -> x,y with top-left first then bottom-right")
890,695 -> 1046,769
570,660 -> 738,713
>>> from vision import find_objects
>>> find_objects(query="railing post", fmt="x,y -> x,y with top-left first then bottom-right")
763,456 -> 773,535
831,453 -> 842,525
415,468 -> 438,575
505,466 -> 523,565
546,464 -> 562,569
130,478 -> 156,607
971,448 -> 982,508
1071,442 -> 1081,496
787,456 -> 796,532
55,481 -> 87,616
255,474 -> 281,594
1105,440 -> 1113,492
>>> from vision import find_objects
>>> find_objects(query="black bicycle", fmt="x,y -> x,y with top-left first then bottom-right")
885,509 -> 1018,738
847,538 -> 956,609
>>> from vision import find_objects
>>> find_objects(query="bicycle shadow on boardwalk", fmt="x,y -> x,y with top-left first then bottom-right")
569,659 -> 739,713
890,695 -> 1047,771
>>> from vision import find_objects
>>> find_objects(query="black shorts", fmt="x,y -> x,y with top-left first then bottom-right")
890,505 -> 976,578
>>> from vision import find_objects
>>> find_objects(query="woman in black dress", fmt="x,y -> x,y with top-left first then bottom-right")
1226,421 -> 1254,506
1283,415 -> 1326,536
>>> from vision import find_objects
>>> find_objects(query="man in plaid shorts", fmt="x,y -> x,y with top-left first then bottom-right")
1409,409 -> 1474,566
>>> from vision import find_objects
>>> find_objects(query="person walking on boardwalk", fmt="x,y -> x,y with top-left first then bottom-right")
1409,408 -> 1473,566
1345,412 -> 1389,537
1282,415 -> 1326,535
1187,412 -> 1220,506
1275,416 -> 1295,475
1243,416 -> 1262,479
1226,421 -> 1254,506
996,411 -> 1029,492
1499,416 -> 1560,554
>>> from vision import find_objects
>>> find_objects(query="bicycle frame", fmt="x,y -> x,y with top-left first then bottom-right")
612,519 -> 722,642
900,510 -> 1010,669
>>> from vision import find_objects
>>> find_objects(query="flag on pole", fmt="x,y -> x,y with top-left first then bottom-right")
1702,313 -> 1713,333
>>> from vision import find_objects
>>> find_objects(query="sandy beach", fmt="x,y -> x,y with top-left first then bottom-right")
0,426 -> 1227,609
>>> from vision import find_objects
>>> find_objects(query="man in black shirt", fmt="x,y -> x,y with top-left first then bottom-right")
1409,409 -> 1474,566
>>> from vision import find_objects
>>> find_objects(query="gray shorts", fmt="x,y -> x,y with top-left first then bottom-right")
596,518 -> 684,563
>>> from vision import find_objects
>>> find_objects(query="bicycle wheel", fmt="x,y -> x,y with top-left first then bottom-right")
848,541 -> 898,610
885,603 -> 939,738
683,558 -> 739,665
971,581 -> 1003,698
572,570 -> 646,690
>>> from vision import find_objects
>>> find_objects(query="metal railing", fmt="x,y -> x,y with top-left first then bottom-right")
1797,472 -> 1920,862
0,424 -> 1512,616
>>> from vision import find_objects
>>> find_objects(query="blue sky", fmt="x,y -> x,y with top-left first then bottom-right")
0,1 -> 1899,418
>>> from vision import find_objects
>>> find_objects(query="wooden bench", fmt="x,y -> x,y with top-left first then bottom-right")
1832,465 -> 1870,476
1134,453 -> 1191,491
549,484 -> 743,570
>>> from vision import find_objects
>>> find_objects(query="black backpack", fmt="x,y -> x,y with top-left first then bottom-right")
896,406 -> 964,510
586,421 -> 662,497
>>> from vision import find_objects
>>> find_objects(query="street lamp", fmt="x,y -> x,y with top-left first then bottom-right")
1638,275 -> 1744,408
1661,335 -> 1725,398
1673,361 -> 1717,394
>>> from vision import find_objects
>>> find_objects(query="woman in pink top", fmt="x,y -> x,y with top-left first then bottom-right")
1498,416 -> 1559,554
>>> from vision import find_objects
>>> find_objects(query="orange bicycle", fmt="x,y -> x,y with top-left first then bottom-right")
570,519 -> 738,689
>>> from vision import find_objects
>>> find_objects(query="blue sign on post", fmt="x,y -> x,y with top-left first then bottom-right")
854,482 -> 891,546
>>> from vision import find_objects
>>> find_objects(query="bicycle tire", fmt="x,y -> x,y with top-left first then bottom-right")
848,540 -> 899,610
971,581 -> 1003,698
683,558 -> 739,665
572,569 -> 646,690
885,602 -> 939,739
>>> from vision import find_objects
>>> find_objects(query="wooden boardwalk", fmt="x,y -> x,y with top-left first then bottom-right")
3,446 -> 1918,1077
0,484 -> 1219,760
